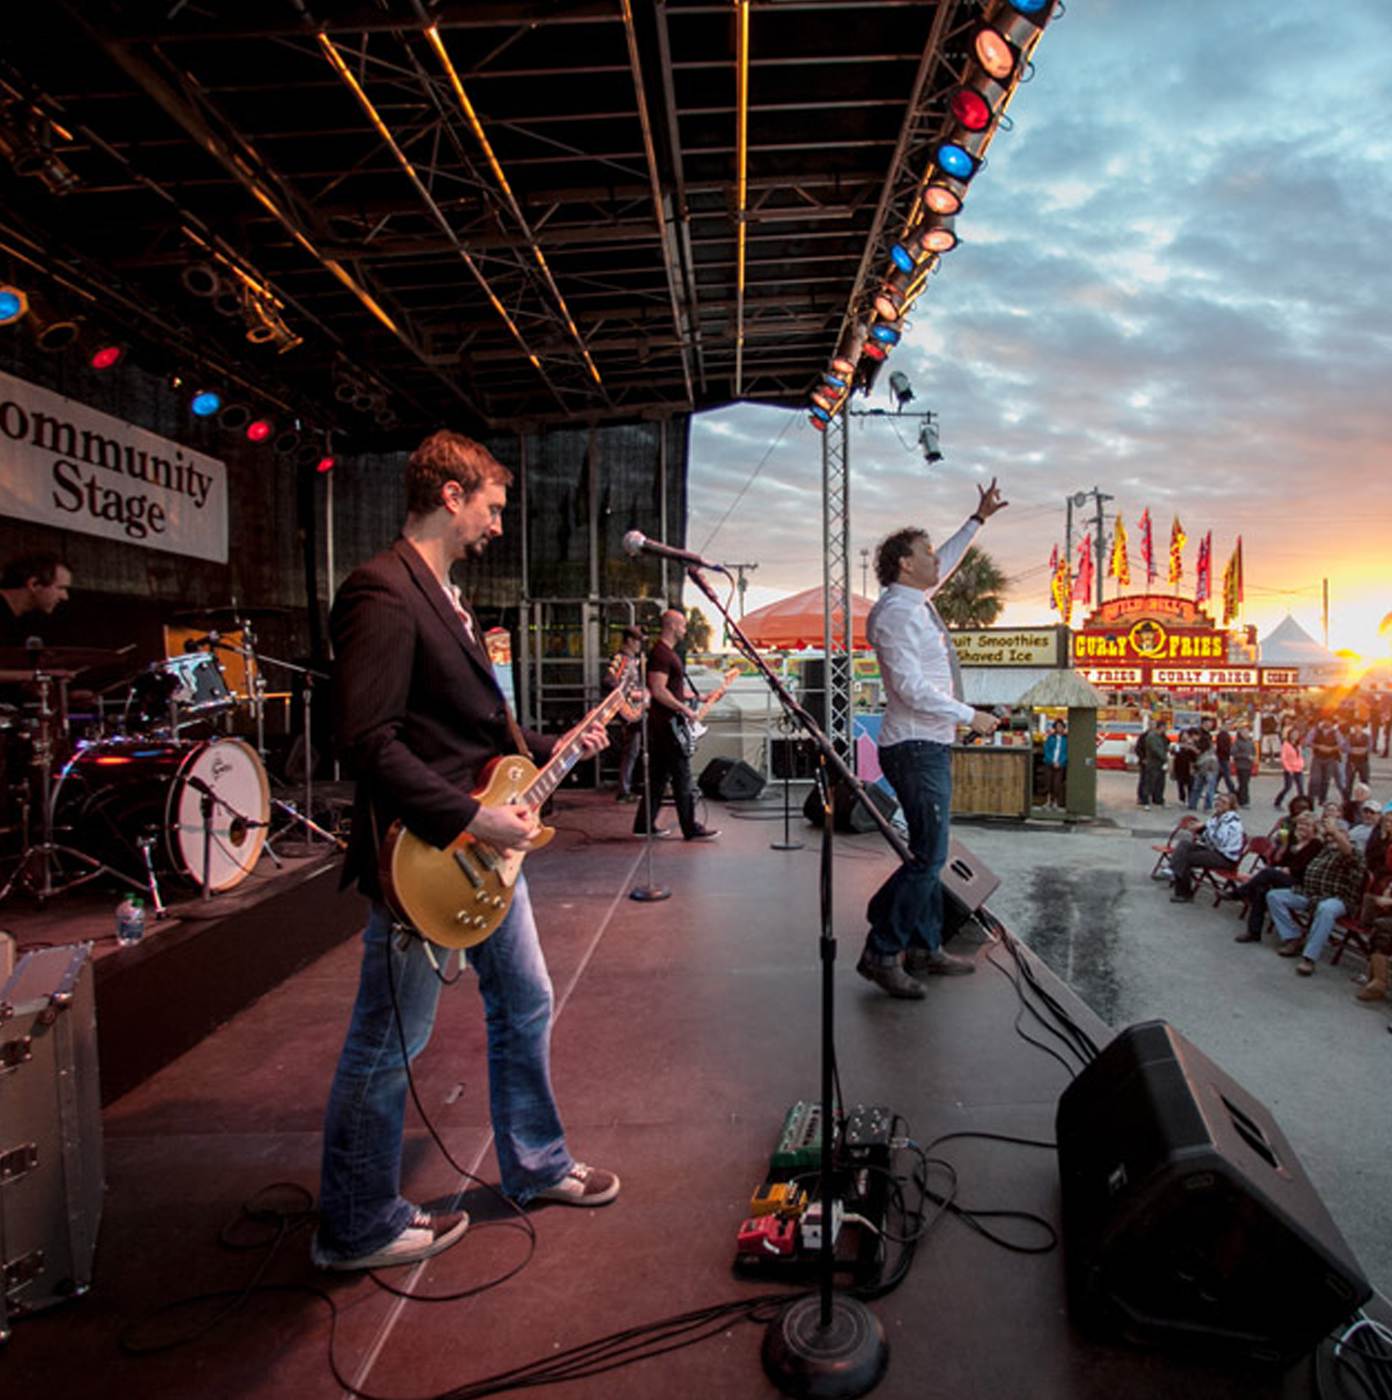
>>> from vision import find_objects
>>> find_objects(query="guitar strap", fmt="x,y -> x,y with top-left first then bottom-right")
502,703 -> 534,763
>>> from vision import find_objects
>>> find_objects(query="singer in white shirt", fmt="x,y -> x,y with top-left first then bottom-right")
857,479 -> 1008,999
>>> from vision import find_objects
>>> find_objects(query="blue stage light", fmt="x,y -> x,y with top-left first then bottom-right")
890,243 -> 917,274
809,404 -> 831,422
937,143 -> 978,181
0,288 -> 28,325
191,390 -> 222,417
871,324 -> 901,347
1009,0 -> 1050,14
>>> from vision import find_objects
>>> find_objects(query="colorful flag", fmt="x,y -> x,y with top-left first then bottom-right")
1072,532 -> 1094,604
1222,536 -> 1245,623
1109,513 -> 1131,588
1139,508 -> 1156,586
1195,530 -> 1212,603
1050,543 -> 1072,622
1168,515 -> 1186,586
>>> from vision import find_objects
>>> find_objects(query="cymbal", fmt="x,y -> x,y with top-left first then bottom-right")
0,645 -> 129,673
172,604 -> 291,621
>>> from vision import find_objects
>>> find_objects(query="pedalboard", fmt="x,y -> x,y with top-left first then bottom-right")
734,1102 -> 893,1282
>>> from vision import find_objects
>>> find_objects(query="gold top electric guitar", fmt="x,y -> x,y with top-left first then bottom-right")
379,685 -> 628,948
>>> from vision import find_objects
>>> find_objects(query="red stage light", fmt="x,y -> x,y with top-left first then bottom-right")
951,88 -> 993,132
245,419 -> 274,443
90,345 -> 124,371
315,454 -> 337,474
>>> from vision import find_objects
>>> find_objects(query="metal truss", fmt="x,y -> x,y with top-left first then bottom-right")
821,411 -> 854,764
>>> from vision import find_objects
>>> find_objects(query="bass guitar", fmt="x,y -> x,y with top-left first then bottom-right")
671,665 -> 741,757
379,685 -> 627,949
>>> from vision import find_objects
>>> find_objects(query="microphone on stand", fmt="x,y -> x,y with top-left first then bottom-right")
621,530 -> 727,572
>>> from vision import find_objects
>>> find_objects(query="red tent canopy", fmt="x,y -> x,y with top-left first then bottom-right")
738,586 -> 874,651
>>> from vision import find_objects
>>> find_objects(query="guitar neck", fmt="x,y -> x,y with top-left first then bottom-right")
523,688 -> 625,807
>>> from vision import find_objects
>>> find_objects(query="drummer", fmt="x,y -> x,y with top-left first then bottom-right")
1,552 -> 73,651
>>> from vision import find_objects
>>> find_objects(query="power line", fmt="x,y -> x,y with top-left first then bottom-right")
697,412 -> 799,554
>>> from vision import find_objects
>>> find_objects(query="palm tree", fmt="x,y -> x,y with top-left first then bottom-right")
685,605 -> 713,652
934,545 -> 1007,628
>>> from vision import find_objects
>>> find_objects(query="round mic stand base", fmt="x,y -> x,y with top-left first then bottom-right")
628,884 -> 670,903
762,1294 -> 888,1400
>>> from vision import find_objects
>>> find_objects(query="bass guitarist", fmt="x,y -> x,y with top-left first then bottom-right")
313,429 -> 619,1274
633,607 -> 720,842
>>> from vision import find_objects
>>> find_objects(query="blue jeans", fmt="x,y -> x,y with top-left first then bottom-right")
1187,770 -> 1218,811
1267,887 -> 1347,961
864,741 -> 951,962
316,877 -> 571,1261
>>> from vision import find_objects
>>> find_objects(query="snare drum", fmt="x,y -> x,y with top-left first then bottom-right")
52,736 -> 270,891
127,652 -> 236,732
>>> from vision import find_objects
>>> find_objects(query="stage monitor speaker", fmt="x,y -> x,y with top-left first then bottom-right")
1056,1020 -> 1371,1364
698,757 -> 766,801
802,778 -> 897,834
770,737 -> 818,782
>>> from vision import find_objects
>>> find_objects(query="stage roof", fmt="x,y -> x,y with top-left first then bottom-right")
0,0 -> 997,439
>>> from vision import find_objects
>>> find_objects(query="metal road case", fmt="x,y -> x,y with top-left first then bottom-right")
0,944 -> 104,1340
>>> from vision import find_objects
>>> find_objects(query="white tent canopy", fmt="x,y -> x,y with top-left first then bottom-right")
1258,615 -> 1348,685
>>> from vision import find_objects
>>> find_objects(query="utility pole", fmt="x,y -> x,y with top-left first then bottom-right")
721,562 -> 759,645
1323,577 -> 1330,649
859,548 -> 870,598
1065,488 -> 1112,608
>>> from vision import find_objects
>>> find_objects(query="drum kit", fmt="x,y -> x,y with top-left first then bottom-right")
0,606 -> 341,915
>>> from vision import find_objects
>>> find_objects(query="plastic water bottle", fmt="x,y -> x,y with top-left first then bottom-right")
116,895 -> 146,945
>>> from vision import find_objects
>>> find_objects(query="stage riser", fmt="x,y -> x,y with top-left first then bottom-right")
93,864 -> 360,1104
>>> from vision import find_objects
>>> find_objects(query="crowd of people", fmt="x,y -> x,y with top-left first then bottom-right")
1154,725 -> 1392,1005
1136,699 -> 1390,816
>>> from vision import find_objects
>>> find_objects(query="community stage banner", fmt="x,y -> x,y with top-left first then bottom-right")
0,368 -> 228,563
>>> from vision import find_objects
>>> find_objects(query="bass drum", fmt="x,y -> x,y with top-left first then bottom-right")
53,737 -> 270,892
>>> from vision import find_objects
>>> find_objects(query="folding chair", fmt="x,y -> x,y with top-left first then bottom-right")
1150,816 -> 1201,880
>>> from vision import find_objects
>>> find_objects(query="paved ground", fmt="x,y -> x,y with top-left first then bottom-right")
945,757 -> 1392,1299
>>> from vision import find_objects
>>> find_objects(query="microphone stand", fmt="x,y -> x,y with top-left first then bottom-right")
771,716 -> 804,853
685,567 -> 908,1399
629,646 -> 669,905
185,774 -> 276,900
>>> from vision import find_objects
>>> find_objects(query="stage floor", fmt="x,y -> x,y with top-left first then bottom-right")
0,787 -> 1362,1398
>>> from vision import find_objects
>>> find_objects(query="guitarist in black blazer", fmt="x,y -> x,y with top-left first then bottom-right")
313,430 -> 619,1273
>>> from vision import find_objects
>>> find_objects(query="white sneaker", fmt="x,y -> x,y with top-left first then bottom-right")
313,1207 -> 468,1270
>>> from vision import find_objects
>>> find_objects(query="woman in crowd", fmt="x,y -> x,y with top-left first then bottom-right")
1234,809 -> 1322,944
1273,726 -> 1306,808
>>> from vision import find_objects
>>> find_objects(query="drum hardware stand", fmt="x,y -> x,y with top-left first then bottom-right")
136,833 -> 168,918
219,642 -> 331,854
0,666 -> 145,906
270,798 -> 344,850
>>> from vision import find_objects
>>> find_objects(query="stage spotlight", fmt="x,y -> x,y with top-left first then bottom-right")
831,323 -> 866,380
181,263 -> 221,298
191,390 -> 222,417
273,428 -> 302,456
809,404 -> 831,423
919,416 -> 942,464
811,389 -> 837,413
870,323 -> 901,347
888,371 -> 915,409
1006,0 -> 1053,15
33,316 -> 81,353
873,275 -> 909,323
975,1 -> 1053,81
89,344 -> 124,371
315,453 -> 338,474
919,213 -> 958,254
861,340 -> 888,363
217,402 -> 252,431
808,415 -> 827,433
922,181 -> 964,216
823,372 -> 847,391
936,142 -> 979,182
245,418 -> 274,443
0,286 -> 29,325
951,87 -> 994,133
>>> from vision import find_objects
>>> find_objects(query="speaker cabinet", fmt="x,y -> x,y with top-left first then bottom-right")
802,778 -> 898,833
770,737 -> 818,781
1056,1020 -> 1371,1364
698,757 -> 766,801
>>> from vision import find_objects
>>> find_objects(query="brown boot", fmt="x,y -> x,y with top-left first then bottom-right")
1357,953 -> 1388,1003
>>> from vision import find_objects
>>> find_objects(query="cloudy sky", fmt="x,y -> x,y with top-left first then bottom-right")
687,0 -> 1392,658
